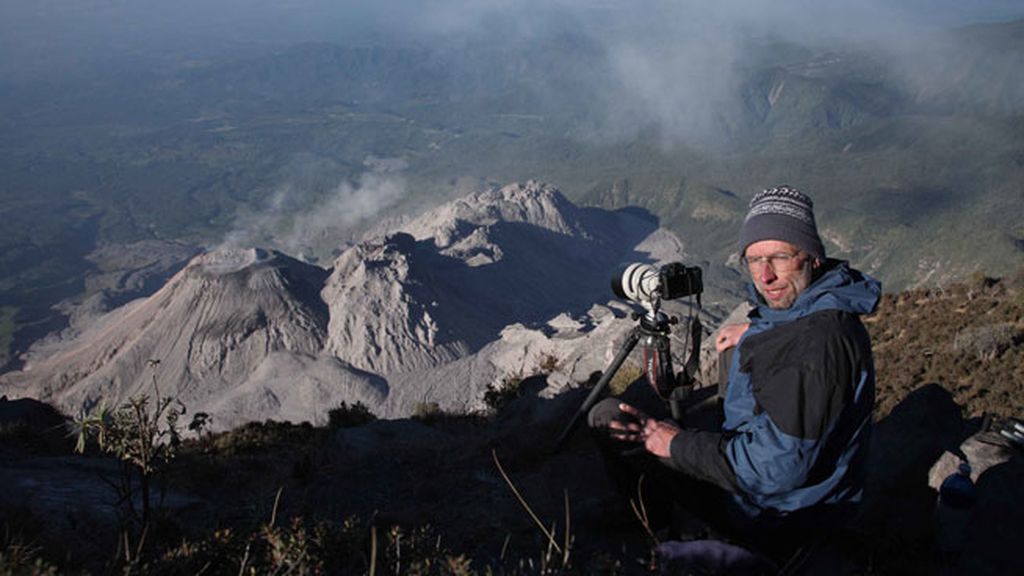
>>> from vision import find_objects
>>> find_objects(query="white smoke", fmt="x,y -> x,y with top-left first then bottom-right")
352,0 -> 1020,147
590,30 -> 745,146
219,161 -> 408,262
6,2 -> 1021,141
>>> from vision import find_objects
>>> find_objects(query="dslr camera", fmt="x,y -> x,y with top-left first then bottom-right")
611,262 -> 703,305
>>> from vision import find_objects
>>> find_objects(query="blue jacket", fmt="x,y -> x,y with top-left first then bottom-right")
669,260 -> 881,516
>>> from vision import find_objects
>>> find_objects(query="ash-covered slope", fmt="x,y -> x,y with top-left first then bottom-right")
1,248 -> 385,429
322,232 -> 472,375
324,181 -> 685,375
2,182 -> 694,425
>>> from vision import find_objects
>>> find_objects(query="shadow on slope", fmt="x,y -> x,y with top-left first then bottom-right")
417,218 -> 662,349
3,371 -> 1023,574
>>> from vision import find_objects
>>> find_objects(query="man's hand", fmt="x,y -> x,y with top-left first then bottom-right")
715,322 -> 750,352
608,403 -> 680,459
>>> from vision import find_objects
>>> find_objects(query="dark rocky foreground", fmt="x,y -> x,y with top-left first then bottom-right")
1,275 -> 1022,575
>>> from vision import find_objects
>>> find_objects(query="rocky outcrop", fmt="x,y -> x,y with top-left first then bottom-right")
2,182 -> 703,426
0,249 -> 380,428
401,181 -> 590,245
322,232 -> 472,375
323,181 -> 689,378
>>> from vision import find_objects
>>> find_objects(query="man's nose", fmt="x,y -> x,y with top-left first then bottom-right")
758,266 -> 777,284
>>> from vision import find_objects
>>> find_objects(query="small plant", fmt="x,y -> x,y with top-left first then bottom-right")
187,411 -> 210,434
259,516 -> 327,575
484,373 -> 524,413
492,449 -> 574,573
203,420 -> 326,459
328,401 -> 377,429
412,401 -> 444,422
69,360 -> 205,527
0,550 -> 59,576
0,522 -> 60,576
538,353 -> 559,374
146,503 -> 478,575
484,353 -> 564,415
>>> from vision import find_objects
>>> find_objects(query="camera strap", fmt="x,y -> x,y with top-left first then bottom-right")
680,314 -> 702,387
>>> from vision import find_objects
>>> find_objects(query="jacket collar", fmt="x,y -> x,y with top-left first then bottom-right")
747,259 -> 881,323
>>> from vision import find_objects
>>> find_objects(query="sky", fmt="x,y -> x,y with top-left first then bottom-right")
2,0 -> 1022,80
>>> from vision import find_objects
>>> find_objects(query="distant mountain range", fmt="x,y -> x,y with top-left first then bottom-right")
1,18 -> 1022,367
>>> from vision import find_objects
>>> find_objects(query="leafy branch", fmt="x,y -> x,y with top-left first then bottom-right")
69,359 -> 206,527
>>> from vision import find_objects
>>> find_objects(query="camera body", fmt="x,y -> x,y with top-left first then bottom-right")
658,262 -> 703,300
611,262 -> 703,304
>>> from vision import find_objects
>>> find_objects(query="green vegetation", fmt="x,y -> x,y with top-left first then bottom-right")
0,534 -> 60,576
197,419 -> 325,457
483,375 -> 524,414
607,360 -> 645,397
71,362 -> 207,527
5,385 -> 616,575
328,401 -> 378,429
0,503 -> 613,575
412,401 -> 445,422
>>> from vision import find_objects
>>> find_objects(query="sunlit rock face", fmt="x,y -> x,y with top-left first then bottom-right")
322,180 -> 679,375
1,182 -> 699,426
0,248 -> 384,430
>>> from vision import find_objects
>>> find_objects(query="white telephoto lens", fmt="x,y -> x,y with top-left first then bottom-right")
619,263 -> 660,302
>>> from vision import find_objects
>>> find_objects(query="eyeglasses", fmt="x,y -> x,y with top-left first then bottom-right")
741,251 -> 807,272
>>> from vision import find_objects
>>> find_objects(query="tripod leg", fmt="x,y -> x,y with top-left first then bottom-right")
552,327 -> 641,452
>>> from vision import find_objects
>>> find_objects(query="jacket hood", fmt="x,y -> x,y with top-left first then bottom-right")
747,259 -> 881,323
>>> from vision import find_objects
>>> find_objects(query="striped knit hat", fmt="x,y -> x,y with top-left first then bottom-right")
739,185 -> 825,260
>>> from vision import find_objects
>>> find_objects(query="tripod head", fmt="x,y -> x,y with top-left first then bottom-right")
634,304 -> 678,401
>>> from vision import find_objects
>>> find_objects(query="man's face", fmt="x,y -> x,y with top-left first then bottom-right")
744,240 -> 815,309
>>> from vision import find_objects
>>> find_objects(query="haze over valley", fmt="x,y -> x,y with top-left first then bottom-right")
2,0 -> 1023,371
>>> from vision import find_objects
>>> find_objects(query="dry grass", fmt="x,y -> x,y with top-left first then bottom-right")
5,274 -> 1023,575
866,274 -> 1024,419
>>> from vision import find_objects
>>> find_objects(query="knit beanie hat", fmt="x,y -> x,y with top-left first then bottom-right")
738,185 -> 825,261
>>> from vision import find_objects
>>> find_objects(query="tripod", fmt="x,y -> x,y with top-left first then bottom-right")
552,299 -> 702,452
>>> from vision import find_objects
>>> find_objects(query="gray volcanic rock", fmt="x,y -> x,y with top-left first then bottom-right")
2,182 -> 703,426
208,352 -> 386,430
401,180 -> 590,244
1,248 -> 381,430
324,181 -> 687,376
324,181 -> 703,417
322,231 -> 472,375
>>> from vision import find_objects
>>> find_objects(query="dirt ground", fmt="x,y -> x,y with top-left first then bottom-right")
2,275 -> 1022,574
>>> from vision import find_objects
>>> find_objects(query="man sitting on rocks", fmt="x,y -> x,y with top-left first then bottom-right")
589,186 -> 881,555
